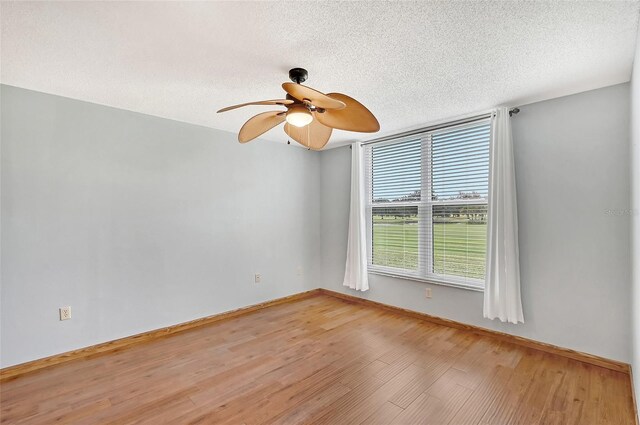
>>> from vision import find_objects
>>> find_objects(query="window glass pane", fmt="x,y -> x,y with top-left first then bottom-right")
432,204 -> 487,279
372,206 -> 419,270
431,124 -> 490,201
372,140 -> 421,203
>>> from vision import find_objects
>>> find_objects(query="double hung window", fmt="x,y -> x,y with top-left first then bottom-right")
364,120 -> 491,290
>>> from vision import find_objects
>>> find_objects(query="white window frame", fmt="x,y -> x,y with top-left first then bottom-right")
365,119 -> 490,292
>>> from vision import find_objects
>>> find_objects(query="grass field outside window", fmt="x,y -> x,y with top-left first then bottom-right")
372,213 -> 487,279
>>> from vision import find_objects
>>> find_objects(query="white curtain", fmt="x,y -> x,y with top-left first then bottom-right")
484,107 -> 524,324
343,142 -> 369,291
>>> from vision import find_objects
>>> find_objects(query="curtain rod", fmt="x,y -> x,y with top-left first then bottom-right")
358,107 -> 520,147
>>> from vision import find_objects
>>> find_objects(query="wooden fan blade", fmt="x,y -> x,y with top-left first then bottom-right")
284,114 -> 332,150
282,83 -> 346,110
238,111 -> 286,143
314,93 -> 380,133
217,99 -> 294,113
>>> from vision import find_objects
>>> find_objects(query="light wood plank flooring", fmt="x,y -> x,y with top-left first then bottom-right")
0,294 -> 635,424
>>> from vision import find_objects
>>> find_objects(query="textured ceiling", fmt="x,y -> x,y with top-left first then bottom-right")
2,1 -> 639,148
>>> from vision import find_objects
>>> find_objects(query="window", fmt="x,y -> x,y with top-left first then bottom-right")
364,120 -> 491,290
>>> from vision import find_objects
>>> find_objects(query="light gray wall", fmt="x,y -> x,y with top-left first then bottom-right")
320,83 -> 631,362
1,81 -> 633,369
0,85 -> 321,368
630,28 -> 640,414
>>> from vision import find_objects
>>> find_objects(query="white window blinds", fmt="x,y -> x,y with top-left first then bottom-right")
364,120 -> 491,289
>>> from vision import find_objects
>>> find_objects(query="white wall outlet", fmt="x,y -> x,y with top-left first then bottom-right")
297,266 -> 304,277
425,288 -> 432,299
254,273 -> 261,283
59,306 -> 71,321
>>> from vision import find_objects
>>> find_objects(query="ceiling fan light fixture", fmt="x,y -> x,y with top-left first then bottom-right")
285,105 -> 313,127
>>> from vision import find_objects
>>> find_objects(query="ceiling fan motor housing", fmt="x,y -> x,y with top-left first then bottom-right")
288,68 -> 308,84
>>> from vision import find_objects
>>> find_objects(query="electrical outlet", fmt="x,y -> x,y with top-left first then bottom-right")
255,273 -> 261,283
425,288 -> 432,299
59,306 -> 71,321
297,266 -> 304,277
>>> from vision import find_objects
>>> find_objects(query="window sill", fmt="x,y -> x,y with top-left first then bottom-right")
368,269 -> 485,292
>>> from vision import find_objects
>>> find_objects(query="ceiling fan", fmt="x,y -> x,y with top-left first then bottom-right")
217,68 -> 380,150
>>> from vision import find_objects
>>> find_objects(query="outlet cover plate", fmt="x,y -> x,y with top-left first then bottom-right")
59,306 -> 71,321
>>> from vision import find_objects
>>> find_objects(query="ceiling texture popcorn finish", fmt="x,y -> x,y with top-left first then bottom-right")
2,1 -> 639,148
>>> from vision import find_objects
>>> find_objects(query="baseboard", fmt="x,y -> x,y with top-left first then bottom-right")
319,288 -> 631,374
0,289 -> 322,382
630,366 -> 640,425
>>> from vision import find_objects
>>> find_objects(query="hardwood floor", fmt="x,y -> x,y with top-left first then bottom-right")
0,294 -> 635,424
